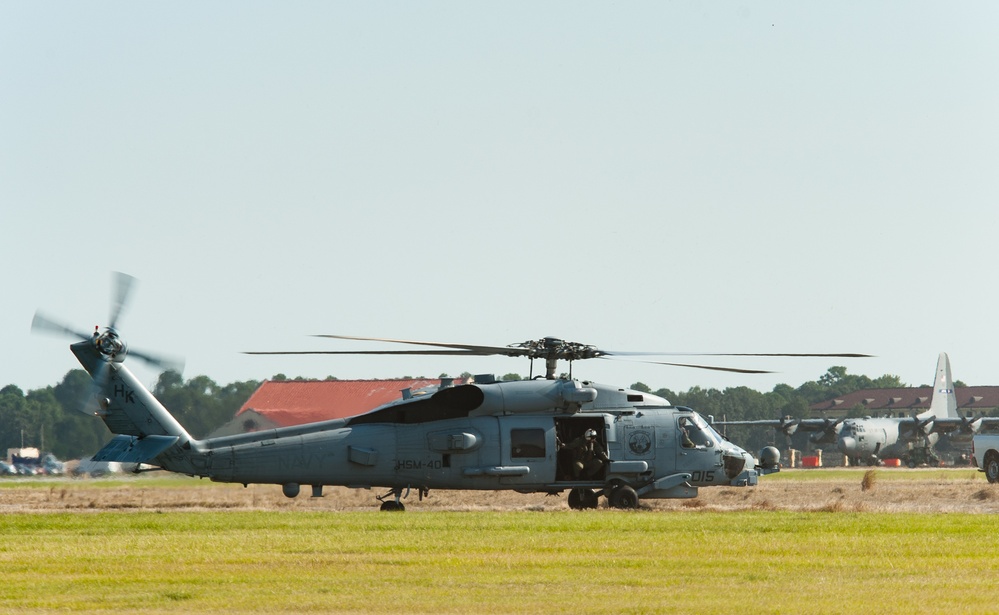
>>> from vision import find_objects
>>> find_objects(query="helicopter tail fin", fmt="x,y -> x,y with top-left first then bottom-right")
71,340 -> 195,452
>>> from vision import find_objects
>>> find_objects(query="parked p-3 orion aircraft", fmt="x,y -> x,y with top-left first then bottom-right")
718,353 -> 989,466
32,273 -> 868,510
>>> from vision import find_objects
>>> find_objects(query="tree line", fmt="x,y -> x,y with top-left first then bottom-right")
0,370 -> 260,460
0,365 -> 943,460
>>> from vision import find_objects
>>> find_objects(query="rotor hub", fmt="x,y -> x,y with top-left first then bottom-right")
509,337 -> 604,361
94,327 -> 127,362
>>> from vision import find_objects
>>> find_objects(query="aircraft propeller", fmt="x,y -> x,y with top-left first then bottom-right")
959,413 -> 984,434
808,416 -> 846,444
778,416 -> 801,437
900,415 -> 936,443
247,334 -> 871,380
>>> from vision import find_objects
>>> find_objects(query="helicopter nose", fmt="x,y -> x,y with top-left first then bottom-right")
722,451 -> 748,479
838,436 -> 857,455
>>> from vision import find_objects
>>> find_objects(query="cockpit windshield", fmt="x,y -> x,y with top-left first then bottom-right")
678,412 -> 723,448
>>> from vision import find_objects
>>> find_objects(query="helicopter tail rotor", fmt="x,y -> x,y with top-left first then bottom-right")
30,312 -> 91,342
108,271 -> 137,331
76,361 -> 113,417
31,272 -> 184,376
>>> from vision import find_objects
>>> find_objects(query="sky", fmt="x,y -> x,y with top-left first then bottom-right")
2,2 -> 997,398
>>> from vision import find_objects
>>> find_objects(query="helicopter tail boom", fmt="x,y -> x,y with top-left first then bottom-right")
71,339 -> 196,461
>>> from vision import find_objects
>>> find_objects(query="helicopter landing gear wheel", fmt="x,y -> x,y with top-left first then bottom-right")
568,488 -> 598,510
377,487 -> 408,511
608,484 -> 639,509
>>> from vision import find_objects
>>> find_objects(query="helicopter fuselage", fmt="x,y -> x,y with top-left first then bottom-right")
74,340 -> 777,509
188,394 -> 756,496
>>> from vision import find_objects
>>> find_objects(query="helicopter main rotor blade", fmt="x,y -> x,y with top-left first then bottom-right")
31,311 -> 90,341
109,271 -> 138,331
601,351 -> 873,358
312,334 -> 527,356
250,333 -> 869,377
605,358 -> 776,374
249,348 -> 776,373
244,349 -> 487,356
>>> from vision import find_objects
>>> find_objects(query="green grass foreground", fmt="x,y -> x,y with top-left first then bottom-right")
3,511 -> 999,614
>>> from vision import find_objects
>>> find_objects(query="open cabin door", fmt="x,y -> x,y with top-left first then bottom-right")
553,416 -> 611,483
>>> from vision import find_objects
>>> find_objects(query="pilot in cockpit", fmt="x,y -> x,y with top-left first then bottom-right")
678,417 -> 696,448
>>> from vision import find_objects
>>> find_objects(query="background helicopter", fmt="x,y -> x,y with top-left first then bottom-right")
33,273 -> 869,510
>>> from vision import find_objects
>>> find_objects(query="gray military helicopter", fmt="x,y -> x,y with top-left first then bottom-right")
32,273 -> 866,510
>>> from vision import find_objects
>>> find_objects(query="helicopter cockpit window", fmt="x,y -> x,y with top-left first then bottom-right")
511,429 -> 546,459
693,414 -> 725,445
678,415 -> 715,448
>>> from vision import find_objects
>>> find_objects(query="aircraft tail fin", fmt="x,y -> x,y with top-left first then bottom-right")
71,340 -> 195,447
925,352 -> 958,420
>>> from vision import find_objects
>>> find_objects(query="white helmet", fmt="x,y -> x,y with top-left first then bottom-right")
584,429 -> 597,440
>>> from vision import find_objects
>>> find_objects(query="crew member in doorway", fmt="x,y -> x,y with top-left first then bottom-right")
565,429 -> 610,479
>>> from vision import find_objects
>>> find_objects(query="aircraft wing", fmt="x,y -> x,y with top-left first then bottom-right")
713,418 -> 843,436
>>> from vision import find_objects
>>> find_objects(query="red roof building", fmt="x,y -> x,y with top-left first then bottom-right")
809,386 -> 999,417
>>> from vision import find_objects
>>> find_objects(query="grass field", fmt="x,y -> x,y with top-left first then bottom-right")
3,471 -> 999,614
3,510 -> 999,614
